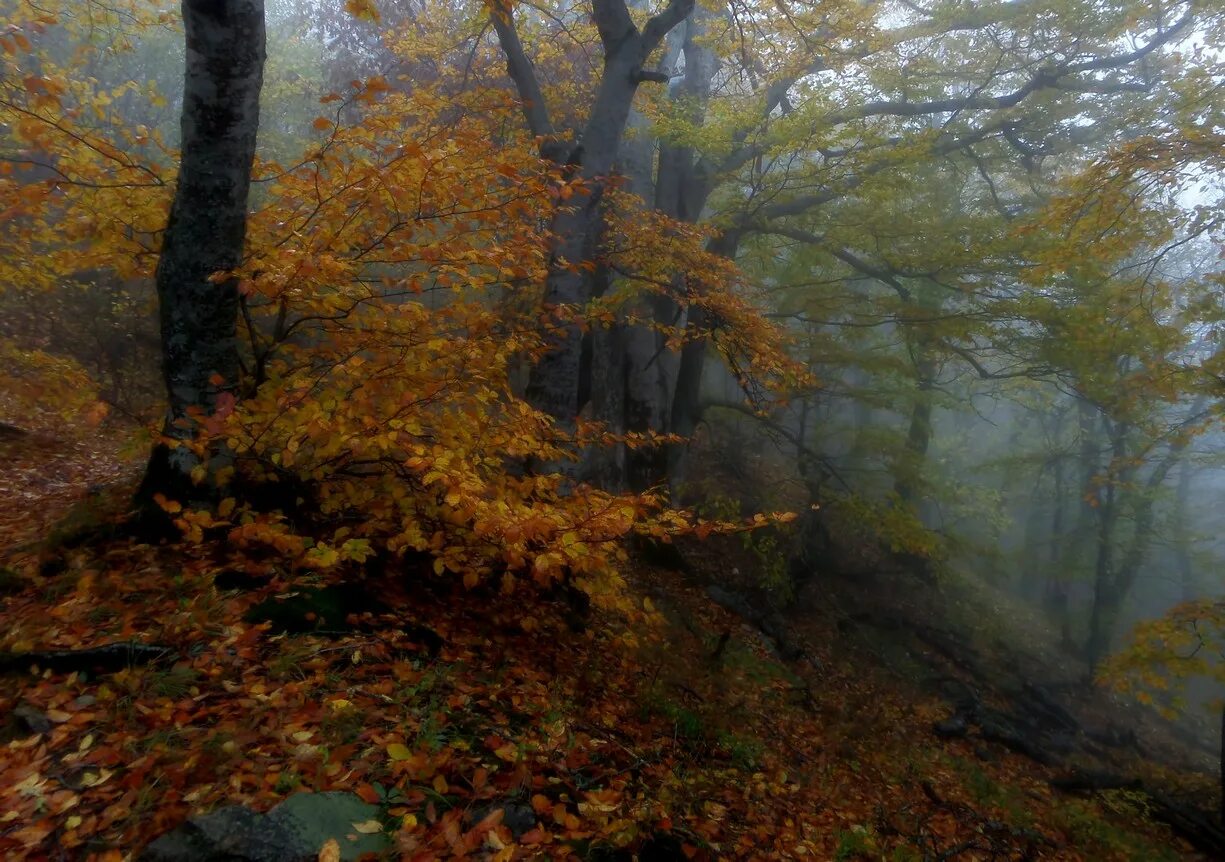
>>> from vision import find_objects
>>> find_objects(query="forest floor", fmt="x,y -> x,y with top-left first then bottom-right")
0,427 -> 1217,861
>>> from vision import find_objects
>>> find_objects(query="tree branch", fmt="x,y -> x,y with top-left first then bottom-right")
642,0 -> 696,54
815,10 -> 1192,128
487,2 -> 556,148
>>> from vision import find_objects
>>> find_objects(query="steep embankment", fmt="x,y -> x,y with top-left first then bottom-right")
0,431 -> 1212,860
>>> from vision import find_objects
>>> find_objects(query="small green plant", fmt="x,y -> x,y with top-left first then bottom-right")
320,706 -> 365,745
273,769 -> 302,794
833,825 -> 878,861
269,642 -> 313,681
637,686 -> 706,743
413,705 -> 451,753
1050,795 -> 1179,862
717,731 -> 763,770
693,491 -> 793,596
149,665 -> 201,699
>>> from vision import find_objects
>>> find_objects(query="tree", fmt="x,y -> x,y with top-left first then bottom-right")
473,0 -> 1220,495
489,0 -> 695,438
135,0 -> 266,511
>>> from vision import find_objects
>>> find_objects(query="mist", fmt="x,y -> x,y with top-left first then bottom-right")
1,0 -> 1224,858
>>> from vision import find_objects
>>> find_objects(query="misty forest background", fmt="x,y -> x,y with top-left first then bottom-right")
1,0 -> 1225,859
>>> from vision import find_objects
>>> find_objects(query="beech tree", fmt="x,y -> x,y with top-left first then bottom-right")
136,0 -> 266,509
472,0 -> 1220,493
489,0 -> 695,445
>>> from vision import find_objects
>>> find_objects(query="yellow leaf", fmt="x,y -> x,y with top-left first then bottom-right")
352,819 -> 383,834
344,0 -> 381,23
318,839 -> 340,862
387,742 -> 412,761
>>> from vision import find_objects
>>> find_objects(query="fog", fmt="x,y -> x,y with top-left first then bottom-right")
2,0 -> 1225,855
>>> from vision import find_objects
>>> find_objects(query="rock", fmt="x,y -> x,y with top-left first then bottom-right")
973,746 -> 998,763
468,802 -> 536,839
139,805 -> 301,862
267,792 -> 390,860
139,792 -> 390,862
633,535 -> 691,572
932,713 -> 968,739
1085,723 -> 1137,750
2,703 -> 52,741
936,678 -> 980,716
977,711 -> 1061,765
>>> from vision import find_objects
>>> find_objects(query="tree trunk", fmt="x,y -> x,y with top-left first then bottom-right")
1044,451 -> 1072,643
1085,399 -> 1204,671
893,351 -> 936,505
667,229 -> 739,483
1085,420 -> 1125,673
524,9 -> 691,445
1174,455 -> 1196,601
136,0 -> 266,514
592,23 -> 675,491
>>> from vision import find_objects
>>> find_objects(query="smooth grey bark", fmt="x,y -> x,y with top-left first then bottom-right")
627,7 -> 721,490
583,13 -> 666,490
491,0 -> 694,450
137,0 -> 266,510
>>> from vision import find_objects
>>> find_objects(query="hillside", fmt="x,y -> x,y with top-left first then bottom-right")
0,430 -> 1216,861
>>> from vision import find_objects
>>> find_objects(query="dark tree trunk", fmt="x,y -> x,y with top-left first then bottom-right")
136,0 -> 266,514
893,352 -> 936,505
1044,450 -> 1072,643
667,229 -> 739,483
1085,398 -> 1205,672
1085,420 -> 1124,673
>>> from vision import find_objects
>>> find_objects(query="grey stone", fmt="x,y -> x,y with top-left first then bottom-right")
139,792 -> 390,862
267,792 -> 390,860
932,713 -> 968,739
469,802 -> 537,838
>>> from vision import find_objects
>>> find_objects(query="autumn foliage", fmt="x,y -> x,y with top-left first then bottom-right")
0,5 -> 800,609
